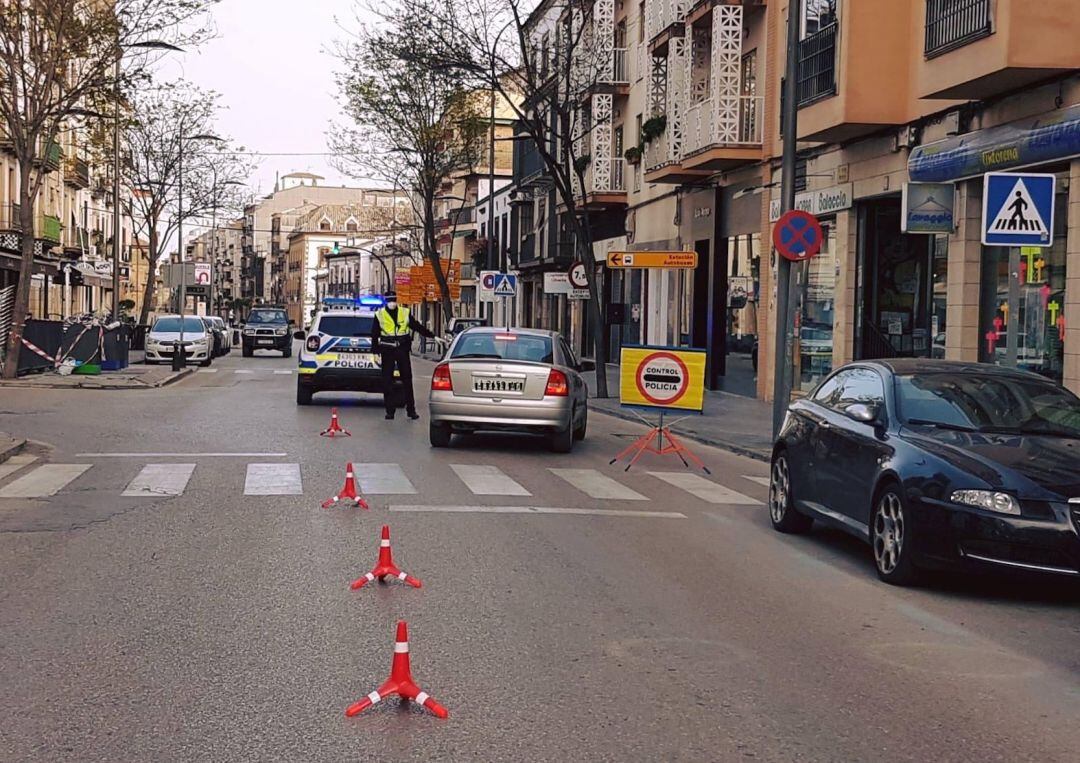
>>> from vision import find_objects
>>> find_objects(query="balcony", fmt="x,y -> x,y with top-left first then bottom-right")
64,157 -> 91,189
0,204 -> 21,232
917,0 -> 1080,99
796,24 -> 837,107
38,214 -> 62,243
682,95 -> 764,171
647,0 -> 689,56
644,131 -> 711,185
925,0 -> 992,57
33,140 -> 63,172
581,157 -> 627,208
612,48 -> 629,85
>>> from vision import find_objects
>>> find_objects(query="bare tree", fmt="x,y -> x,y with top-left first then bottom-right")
0,0 -> 215,376
122,83 -> 251,325
329,0 -> 486,322
398,0 -> 616,395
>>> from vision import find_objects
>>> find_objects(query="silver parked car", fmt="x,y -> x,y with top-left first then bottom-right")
428,327 -> 591,452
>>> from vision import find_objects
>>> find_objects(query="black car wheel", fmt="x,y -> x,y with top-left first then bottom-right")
296,384 -> 313,406
429,422 -> 451,447
282,345 -> 292,358
549,421 -> 574,453
572,406 -> 588,441
872,484 -> 920,586
242,344 -> 253,358
769,452 -> 812,534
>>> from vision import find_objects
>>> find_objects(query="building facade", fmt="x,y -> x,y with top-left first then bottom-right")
495,0 -> 1080,402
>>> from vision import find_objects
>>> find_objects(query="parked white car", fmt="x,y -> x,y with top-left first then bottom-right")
145,314 -> 213,366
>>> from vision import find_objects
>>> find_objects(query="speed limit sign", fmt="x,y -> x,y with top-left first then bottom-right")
568,261 -> 588,289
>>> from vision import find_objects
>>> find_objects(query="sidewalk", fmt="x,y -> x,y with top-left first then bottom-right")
0,361 -> 192,390
0,432 -> 26,463
584,364 -> 773,461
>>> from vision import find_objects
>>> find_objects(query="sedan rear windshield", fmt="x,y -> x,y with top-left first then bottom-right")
247,310 -> 287,324
897,373 -> 1080,437
152,317 -> 205,333
317,315 -> 374,337
451,333 -> 553,364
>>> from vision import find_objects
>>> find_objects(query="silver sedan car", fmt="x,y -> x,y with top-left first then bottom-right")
428,327 -> 591,452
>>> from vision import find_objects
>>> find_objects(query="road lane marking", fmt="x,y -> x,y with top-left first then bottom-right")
0,464 -> 91,498
389,505 -> 685,518
76,452 -> 288,457
450,464 -> 530,496
196,368 -> 219,373
549,468 -> 647,500
122,463 -> 196,497
356,463 -> 416,494
235,370 -> 254,374
648,472 -> 762,505
0,454 -> 38,481
273,369 -> 293,375
244,463 -> 303,495
742,475 -> 771,487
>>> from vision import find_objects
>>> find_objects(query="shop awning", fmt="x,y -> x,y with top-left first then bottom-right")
909,103 -> 1080,182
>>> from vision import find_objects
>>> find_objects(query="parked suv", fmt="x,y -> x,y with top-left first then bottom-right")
242,306 -> 293,357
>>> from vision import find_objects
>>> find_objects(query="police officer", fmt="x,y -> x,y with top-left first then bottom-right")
371,291 -> 435,420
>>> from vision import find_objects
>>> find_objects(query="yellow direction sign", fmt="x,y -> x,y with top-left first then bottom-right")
606,251 -> 698,269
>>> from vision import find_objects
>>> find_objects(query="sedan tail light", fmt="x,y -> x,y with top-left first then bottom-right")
432,362 -> 453,391
305,334 -> 320,351
545,368 -> 569,396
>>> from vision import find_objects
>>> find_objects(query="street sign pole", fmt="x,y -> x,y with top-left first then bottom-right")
772,0 -> 802,439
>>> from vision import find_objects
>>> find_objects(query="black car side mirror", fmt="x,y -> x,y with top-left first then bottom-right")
293,330 -> 305,340
578,359 -> 597,372
846,403 -> 881,424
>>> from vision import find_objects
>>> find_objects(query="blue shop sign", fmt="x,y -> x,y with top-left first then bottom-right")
909,103 -> 1080,183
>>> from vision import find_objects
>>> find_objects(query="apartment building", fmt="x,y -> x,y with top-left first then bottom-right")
501,0 -> 1080,402
1,126 -> 136,320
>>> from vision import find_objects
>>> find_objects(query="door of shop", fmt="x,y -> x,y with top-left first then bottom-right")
857,198 -> 942,361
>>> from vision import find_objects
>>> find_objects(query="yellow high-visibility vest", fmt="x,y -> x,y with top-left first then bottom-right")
376,307 -> 410,337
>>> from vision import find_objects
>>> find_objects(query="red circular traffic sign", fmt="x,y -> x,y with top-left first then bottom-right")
568,261 -> 588,289
772,210 -> 823,262
634,351 -> 689,406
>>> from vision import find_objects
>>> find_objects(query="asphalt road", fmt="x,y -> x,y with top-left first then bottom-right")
2,346 -> 1080,762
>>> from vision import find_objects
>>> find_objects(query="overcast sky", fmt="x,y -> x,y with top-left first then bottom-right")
159,0 -> 377,197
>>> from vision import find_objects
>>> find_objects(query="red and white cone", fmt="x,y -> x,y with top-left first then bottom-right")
321,462 -> 369,509
345,620 -> 448,719
351,525 -> 421,590
320,407 -> 352,437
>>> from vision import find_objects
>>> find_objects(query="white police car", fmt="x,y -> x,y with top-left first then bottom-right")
295,297 -> 401,405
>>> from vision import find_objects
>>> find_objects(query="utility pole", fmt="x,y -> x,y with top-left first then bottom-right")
771,0 -> 802,438
486,63 -> 497,327
111,54 -> 122,322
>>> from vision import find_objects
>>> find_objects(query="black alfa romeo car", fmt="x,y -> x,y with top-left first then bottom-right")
769,359 -> 1080,585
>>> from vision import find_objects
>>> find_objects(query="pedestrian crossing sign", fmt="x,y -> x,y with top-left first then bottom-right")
493,273 -> 517,298
982,172 -> 1056,247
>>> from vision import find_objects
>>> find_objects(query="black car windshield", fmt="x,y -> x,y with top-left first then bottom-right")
152,317 -> 205,333
318,315 -> 374,337
247,310 -> 287,324
451,333 -> 553,364
897,372 -> 1080,437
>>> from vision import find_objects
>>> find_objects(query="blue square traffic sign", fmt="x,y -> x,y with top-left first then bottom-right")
982,172 -> 1056,247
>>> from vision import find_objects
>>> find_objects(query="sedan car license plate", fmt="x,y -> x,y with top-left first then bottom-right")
473,376 -> 524,393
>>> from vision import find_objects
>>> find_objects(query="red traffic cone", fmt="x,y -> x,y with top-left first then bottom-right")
320,407 -> 352,437
351,525 -> 421,590
321,462 -> 369,509
345,621 -> 448,719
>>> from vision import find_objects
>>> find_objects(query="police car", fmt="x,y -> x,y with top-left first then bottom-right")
295,297 -> 401,405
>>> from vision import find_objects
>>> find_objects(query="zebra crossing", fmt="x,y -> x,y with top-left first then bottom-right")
0,457 -> 767,506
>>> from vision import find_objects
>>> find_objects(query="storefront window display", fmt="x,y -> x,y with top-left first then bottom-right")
797,222 -> 835,392
979,181 -> 1068,383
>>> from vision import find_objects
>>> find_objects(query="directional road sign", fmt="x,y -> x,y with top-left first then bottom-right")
606,251 -> 698,269
772,210 -> 823,262
982,172 -> 1055,247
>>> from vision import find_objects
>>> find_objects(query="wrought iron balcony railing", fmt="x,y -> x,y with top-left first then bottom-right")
796,24 -> 838,107
925,0 -> 993,58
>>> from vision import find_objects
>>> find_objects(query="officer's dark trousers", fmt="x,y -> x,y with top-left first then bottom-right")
379,344 -> 415,415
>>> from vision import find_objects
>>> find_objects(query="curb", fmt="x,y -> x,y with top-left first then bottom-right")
589,403 -> 771,462
155,368 -> 194,388
0,436 -> 27,464
0,368 -> 193,390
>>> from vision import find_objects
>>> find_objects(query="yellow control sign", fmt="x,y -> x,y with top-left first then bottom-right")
620,346 -> 706,412
606,251 -> 698,269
